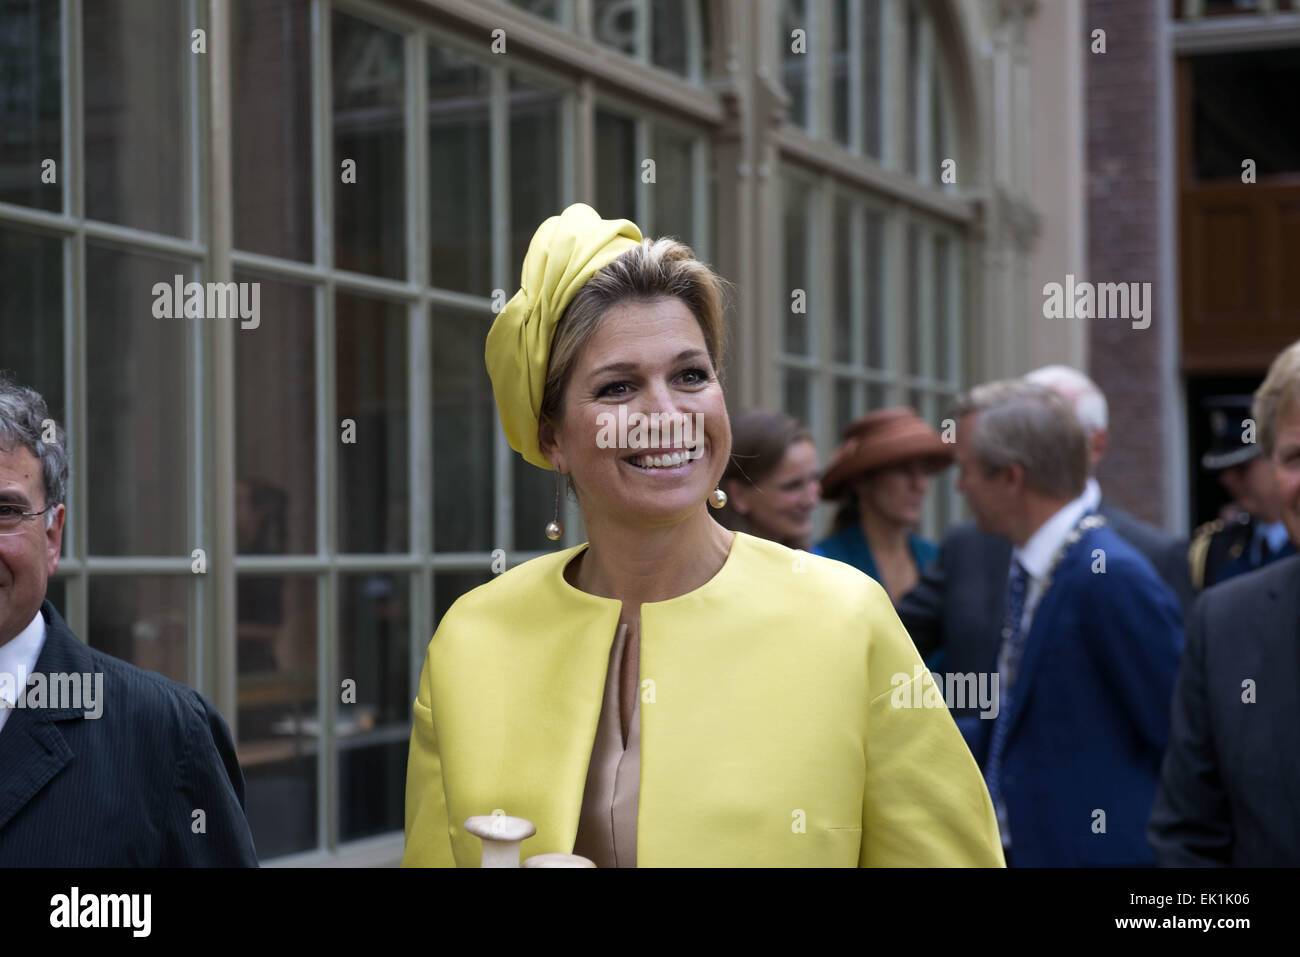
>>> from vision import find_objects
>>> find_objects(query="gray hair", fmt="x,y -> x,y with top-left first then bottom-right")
0,374 -> 68,524
951,379 -> 1088,501
1024,364 -> 1109,433
1253,338 -> 1300,458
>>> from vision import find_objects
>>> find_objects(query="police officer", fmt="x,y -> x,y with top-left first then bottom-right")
1189,395 -> 1296,590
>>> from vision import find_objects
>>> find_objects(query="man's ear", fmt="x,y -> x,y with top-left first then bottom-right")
1089,428 -> 1109,469
1003,463 -> 1027,495
45,503 -> 65,576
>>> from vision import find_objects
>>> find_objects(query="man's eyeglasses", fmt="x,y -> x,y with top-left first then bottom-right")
0,503 -> 52,536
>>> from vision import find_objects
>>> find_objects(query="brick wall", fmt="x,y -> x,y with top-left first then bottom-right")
1085,0 -> 1168,527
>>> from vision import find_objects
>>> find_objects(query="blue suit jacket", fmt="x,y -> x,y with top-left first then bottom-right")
959,526 -> 1183,866
0,601 -> 259,865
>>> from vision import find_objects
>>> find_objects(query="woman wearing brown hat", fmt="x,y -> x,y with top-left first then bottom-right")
402,204 -> 1002,867
813,408 -> 953,605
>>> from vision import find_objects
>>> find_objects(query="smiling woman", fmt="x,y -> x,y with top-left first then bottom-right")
401,203 -> 1005,867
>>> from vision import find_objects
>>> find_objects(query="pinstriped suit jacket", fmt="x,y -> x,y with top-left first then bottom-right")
0,600 -> 258,866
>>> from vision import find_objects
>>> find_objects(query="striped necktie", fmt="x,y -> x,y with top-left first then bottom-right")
985,559 -> 1030,818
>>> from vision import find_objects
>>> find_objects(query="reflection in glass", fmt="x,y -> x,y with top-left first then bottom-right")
510,75 -> 561,279
652,124 -> 694,244
781,0 -> 808,129
433,307 -> 494,552
865,211 -> 885,368
933,235 -> 951,382
515,457 -> 556,552
833,203 -> 853,360
931,61 -> 948,184
906,223 -> 922,376
232,0 -> 313,262
835,379 -> 855,437
336,292 -> 408,554
861,0 -> 882,159
505,0 -> 564,22
784,367 -> 811,431
83,0 -> 186,235
0,0 -> 61,211
88,576 -> 187,682
652,0 -> 704,79
832,0 -> 850,145
85,244 -> 189,556
0,229 -> 63,420
430,43 -> 490,293
238,575 -> 318,859
596,109 -> 636,223
904,1 -> 919,177
338,573 -> 410,842
783,177 -> 810,355
235,275 -> 316,554
333,10 -> 405,279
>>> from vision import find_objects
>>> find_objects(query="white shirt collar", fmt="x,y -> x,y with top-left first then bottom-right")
0,608 -> 47,708
1013,489 -> 1094,583
1082,476 -> 1102,513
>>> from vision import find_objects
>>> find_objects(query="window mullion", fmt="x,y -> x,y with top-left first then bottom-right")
917,9 -> 933,184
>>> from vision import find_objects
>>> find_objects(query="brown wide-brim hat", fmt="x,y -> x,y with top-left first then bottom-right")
819,407 -> 954,499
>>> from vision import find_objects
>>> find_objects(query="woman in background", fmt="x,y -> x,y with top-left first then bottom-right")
716,409 -> 820,550
813,408 -> 951,604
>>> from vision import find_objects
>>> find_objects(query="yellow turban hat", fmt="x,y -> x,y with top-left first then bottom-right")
485,203 -> 643,470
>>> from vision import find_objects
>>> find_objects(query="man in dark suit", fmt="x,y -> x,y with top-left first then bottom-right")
899,366 -> 1192,718
1149,341 -> 1300,865
950,380 -> 1183,866
0,375 -> 257,865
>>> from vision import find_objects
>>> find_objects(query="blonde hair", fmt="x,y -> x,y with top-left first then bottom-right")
1253,339 -> 1300,457
540,237 -> 729,431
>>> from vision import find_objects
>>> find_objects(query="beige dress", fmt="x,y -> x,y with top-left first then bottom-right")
571,622 -> 640,867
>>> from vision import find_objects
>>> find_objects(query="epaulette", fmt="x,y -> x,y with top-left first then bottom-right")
1188,518 -> 1225,591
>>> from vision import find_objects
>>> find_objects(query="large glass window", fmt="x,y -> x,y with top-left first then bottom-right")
0,0 -> 61,211
0,0 -> 730,865
429,42 -> 490,292
232,0 -> 314,261
775,0 -> 968,538
83,0 -> 190,236
780,167 -> 966,539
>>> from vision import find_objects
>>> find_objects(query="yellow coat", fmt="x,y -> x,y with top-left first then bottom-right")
403,531 -> 1005,866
